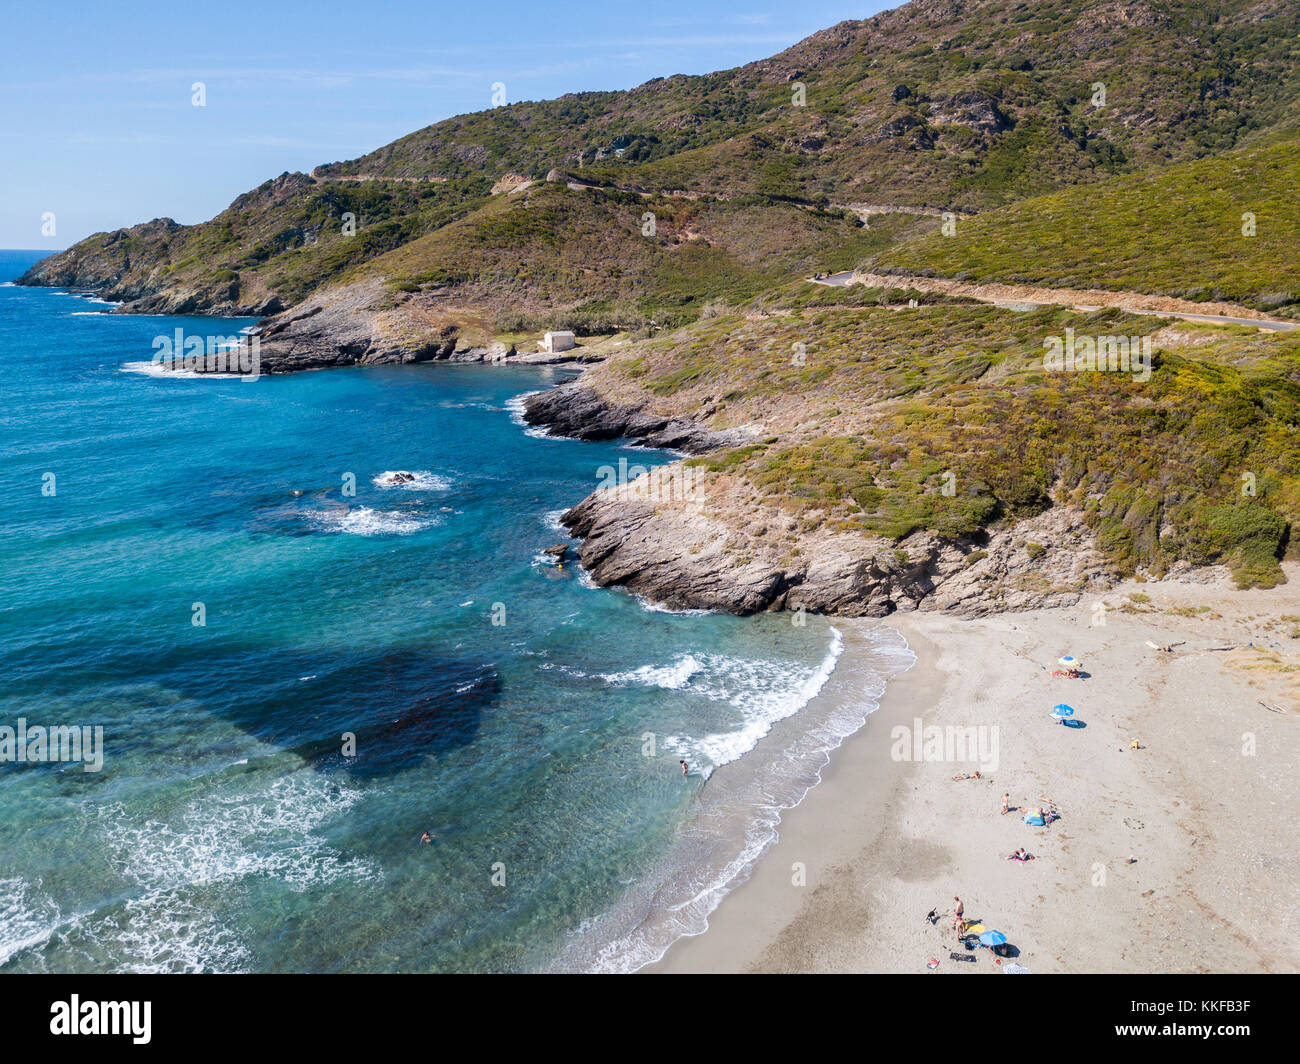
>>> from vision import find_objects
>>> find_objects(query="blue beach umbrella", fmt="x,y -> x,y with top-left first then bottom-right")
979,930 -> 1008,948
1051,703 -> 1075,719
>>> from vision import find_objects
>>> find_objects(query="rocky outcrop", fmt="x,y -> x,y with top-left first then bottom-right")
523,381 -> 755,453
928,90 -> 1013,134
522,375 -> 1117,617
491,173 -> 534,195
560,481 -> 1117,617
563,494 -> 793,614
15,218 -> 247,313
209,280 -> 546,374
241,283 -> 455,373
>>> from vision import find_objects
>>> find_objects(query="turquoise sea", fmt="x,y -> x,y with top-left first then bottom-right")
0,249 -> 910,972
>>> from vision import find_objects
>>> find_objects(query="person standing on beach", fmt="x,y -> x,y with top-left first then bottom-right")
953,896 -> 964,930
1001,793 -> 1010,815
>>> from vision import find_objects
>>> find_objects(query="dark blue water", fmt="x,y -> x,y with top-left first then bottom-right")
0,249 -> 902,972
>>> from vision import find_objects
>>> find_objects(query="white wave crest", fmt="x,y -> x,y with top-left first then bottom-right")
600,655 -> 703,691
100,775 -> 376,893
120,360 -> 242,380
0,877 -> 65,968
372,470 -> 452,491
312,506 -> 438,536
505,391 -> 559,440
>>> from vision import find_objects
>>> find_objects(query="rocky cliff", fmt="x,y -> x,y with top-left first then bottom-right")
525,378 -> 1120,616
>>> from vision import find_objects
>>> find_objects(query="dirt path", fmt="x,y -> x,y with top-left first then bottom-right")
812,270 -> 1299,331
830,203 -> 970,222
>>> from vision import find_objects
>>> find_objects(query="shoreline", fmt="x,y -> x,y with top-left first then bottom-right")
555,618 -> 913,973
646,616 -> 936,972
653,570 -> 1300,973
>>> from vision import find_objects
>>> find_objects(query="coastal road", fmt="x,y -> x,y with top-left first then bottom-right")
809,271 -> 1300,331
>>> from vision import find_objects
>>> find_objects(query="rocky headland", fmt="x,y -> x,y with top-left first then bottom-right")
525,377 -> 1121,617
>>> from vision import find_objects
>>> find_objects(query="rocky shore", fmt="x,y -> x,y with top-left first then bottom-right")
523,381 -> 754,453
523,378 -> 1120,617
17,217 -> 288,317
236,282 -> 493,374
14,257 -> 1200,619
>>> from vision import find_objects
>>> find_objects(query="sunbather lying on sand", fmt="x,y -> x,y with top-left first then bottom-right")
1051,668 -> 1081,678
1006,848 -> 1036,862
952,771 -> 981,780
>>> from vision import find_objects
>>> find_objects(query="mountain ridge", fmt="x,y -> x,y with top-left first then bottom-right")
22,0 -> 1300,334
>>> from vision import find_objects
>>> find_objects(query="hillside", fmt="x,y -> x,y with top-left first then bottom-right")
868,135 -> 1300,316
524,299 -> 1300,612
21,0 -> 1300,337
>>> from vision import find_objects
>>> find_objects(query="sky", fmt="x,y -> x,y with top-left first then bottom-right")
1,0 -> 891,249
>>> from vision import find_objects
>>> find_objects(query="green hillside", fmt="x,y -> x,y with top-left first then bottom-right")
350,183 -> 927,331
870,136 -> 1300,315
598,303 -> 1300,587
22,0 -> 1300,330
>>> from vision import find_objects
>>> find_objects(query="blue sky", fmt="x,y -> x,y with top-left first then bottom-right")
2,0 -> 890,248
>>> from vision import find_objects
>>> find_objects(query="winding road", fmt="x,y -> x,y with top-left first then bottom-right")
810,270 -> 1299,332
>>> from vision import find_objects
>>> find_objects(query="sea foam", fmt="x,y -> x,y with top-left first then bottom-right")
311,506 -> 439,536
554,623 -> 916,975
505,391 -> 557,440
372,470 -> 452,491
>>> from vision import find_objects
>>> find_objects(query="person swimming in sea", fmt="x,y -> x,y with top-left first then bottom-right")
420,831 -> 433,844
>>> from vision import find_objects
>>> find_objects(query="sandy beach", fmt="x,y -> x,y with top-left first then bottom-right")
653,566 -> 1300,973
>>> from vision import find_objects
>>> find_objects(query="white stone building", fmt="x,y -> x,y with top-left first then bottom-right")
540,331 -> 576,354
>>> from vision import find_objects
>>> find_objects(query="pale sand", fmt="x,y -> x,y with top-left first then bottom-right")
653,566 -> 1300,973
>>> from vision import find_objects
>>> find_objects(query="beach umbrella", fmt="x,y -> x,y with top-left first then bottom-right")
1051,703 -> 1075,719
1058,656 -> 1080,668
978,930 -> 1008,948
